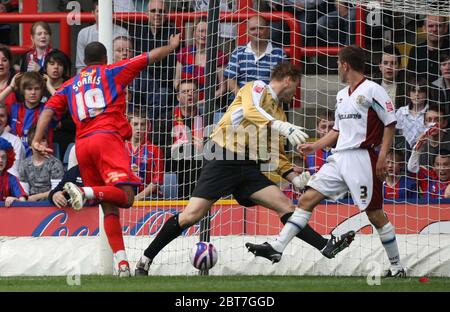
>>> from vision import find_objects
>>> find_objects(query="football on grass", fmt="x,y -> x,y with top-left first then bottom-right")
190,241 -> 218,270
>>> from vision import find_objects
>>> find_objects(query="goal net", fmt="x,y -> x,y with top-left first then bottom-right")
112,0 -> 450,277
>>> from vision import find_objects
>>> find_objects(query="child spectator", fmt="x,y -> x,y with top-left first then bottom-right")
383,149 -> 417,200
395,77 -> 429,148
0,137 -> 26,206
126,111 -> 164,200
42,50 -> 74,161
19,22 -> 53,73
43,49 -> 71,97
304,111 -> 334,174
408,148 -> 450,199
113,36 -> 133,63
413,103 -> 450,168
0,72 -> 57,157
19,126 -> 64,202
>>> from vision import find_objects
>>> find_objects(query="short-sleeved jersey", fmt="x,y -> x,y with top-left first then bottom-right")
45,53 -> 149,140
210,80 -> 293,177
8,102 -> 56,157
125,141 -> 164,188
333,79 -> 397,152
383,176 -> 418,200
305,148 -> 333,175
0,172 -> 27,200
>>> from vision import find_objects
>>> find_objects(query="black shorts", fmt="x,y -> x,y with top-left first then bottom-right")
191,160 -> 276,207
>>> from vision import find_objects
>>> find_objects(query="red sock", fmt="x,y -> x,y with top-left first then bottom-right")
103,214 -> 125,253
87,186 -> 130,207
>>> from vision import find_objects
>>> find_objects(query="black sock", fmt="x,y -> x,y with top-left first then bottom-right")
144,214 -> 184,260
280,212 -> 328,251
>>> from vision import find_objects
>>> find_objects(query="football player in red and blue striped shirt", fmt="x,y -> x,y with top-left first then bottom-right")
32,35 -> 181,276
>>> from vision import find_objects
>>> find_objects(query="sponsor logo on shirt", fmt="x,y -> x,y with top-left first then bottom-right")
338,113 -> 362,120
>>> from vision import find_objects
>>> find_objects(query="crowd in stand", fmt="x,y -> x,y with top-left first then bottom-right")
0,0 -> 450,206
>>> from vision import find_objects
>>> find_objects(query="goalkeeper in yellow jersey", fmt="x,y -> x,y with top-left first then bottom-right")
135,62 -> 355,275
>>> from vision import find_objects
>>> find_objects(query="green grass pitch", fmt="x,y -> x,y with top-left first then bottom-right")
0,276 -> 449,292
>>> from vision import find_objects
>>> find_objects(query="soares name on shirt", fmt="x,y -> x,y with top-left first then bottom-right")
72,75 -> 102,92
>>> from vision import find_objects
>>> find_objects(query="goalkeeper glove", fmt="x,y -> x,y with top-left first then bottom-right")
292,171 -> 311,191
271,120 -> 308,146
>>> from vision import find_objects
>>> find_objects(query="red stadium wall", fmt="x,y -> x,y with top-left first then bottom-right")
1,201 -> 449,237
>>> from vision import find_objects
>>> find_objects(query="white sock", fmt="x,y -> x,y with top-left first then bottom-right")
271,208 -> 311,252
377,222 -> 402,271
114,250 -> 128,264
141,255 -> 151,263
82,187 -> 95,200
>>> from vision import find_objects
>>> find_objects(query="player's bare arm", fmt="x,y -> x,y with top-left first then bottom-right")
147,33 -> 181,65
298,129 -> 339,156
376,124 -> 395,181
32,108 -> 55,157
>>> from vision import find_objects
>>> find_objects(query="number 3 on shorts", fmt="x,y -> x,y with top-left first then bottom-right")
360,185 -> 368,199
75,88 -> 106,121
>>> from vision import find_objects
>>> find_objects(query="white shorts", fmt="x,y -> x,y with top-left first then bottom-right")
306,149 -> 383,211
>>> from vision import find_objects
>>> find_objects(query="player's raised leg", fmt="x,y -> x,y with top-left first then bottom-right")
245,185 -> 355,262
135,197 -> 216,276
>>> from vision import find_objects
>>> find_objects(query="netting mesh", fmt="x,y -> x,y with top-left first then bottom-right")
110,0 -> 450,276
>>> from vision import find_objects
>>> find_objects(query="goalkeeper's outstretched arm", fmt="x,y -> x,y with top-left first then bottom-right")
147,33 -> 181,64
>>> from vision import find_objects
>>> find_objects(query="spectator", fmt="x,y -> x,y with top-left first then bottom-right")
42,49 -> 74,161
0,72 -> 57,157
0,137 -> 26,206
126,110 -> 164,200
0,0 -> 19,45
155,79 -> 203,199
0,44 -> 18,107
190,0 -> 237,54
383,149 -> 417,200
0,103 -> 25,177
175,17 -> 228,103
317,0 -> 356,46
19,126 -> 64,202
225,15 -> 287,96
113,36 -> 133,63
19,22 -> 53,73
75,0 -> 129,72
411,103 -> 450,169
131,0 -> 180,119
407,15 -> 450,83
409,148 -> 450,199
431,53 -> 450,114
372,45 -> 406,109
395,77 -> 429,148
304,111 -> 334,175
42,49 -> 71,97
